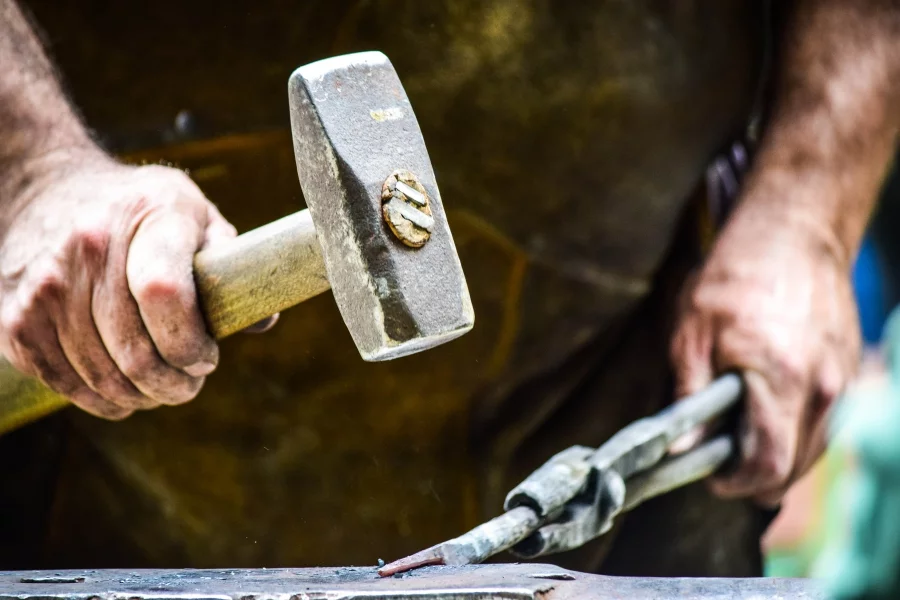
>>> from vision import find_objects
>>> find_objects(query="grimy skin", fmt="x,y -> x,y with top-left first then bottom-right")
0,0 -> 894,507
671,0 -> 900,505
0,0 -> 273,421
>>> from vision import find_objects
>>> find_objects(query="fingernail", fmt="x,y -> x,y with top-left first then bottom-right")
184,361 -> 216,377
242,314 -> 279,334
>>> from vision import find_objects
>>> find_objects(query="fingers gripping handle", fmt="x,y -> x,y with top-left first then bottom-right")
0,209 -> 329,434
194,209 -> 329,337
661,372 -> 744,442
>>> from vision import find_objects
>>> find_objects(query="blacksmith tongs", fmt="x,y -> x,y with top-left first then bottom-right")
379,374 -> 744,576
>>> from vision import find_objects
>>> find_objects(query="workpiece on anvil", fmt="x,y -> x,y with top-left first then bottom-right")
380,375 -> 743,575
0,564 -> 825,600
377,506 -> 542,576
0,50 -> 474,435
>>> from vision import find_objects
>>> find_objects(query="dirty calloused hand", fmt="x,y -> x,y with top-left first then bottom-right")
0,159 -> 276,420
670,192 -> 861,507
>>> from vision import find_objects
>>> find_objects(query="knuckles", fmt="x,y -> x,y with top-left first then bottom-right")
65,221 -> 113,261
767,350 -> 809,391
81,367 -> 145,406
1,267 -> 68,343
115,347 -> 204,404
117,350 -> 157,382
25,267 -> 67,305
132,165 -> 204,206
130,273 -> 193,307
0,310 -> 30,345
816,374 -> 844,406
754,449 -> 793,487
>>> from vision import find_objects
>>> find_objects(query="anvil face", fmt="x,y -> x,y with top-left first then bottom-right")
0,563 -> 823,600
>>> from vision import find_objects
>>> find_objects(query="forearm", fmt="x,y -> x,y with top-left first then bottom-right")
726,0 -> 900,269
0,0 -> 105,219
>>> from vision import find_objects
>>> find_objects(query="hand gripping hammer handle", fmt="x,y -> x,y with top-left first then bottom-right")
0,210 -> 328,433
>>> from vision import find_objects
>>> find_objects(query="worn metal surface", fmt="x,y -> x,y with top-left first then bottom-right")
382,170 -> 434,248
289,52 -> 474,362
0,564 -> 824,600
381,376 -> 744,573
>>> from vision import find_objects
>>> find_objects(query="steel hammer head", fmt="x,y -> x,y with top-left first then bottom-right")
288,52 -> 474,361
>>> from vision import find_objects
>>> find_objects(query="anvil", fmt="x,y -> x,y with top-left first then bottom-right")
0,564 -> 823,600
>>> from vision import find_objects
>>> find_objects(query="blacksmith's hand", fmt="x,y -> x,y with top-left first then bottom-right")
0,160 -> 276,420
670,183 -> 861,506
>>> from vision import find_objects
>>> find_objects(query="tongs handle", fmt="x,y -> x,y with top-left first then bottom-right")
507,375 -> 745,559
619,374 -> 745,512
505,375 -> 745,520
622,434 -> 736,514
587,373 -> 744,486
658,372 -> 744,443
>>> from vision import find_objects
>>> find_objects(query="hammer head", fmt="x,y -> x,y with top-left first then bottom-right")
288,52 -> 474,361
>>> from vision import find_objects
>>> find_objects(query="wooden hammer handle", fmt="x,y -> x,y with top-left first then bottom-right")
0,209 -> 330,433
195,208 -> 329,338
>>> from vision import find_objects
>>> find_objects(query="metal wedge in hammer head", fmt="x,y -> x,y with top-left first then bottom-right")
288,51 -> 474,361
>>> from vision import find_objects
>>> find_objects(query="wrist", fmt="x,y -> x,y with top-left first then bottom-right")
0,141 -> 114,232
0,88 -> 111,197
717,166 -> 853,272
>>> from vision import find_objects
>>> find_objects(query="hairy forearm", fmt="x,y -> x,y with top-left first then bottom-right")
0,0 -> 104,216
730,0 -> 900,268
